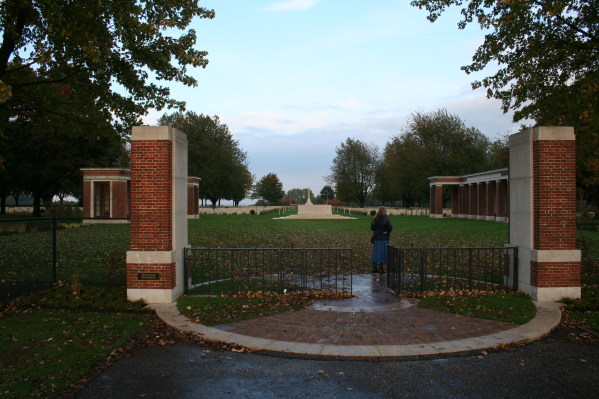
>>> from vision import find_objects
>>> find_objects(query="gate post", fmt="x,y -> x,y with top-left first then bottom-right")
126,126 -> 188,303
508,126 -> 581,301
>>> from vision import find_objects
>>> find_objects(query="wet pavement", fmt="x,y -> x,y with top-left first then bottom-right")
215,275 -> 518,346
75,273 -> 598,398
151,273 -> 562,357
77,329 -> 599,398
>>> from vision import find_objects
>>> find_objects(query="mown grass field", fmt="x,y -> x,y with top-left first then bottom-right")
1,213 -> 598,398
3,213 -> 597,289
1,214 -> 511,290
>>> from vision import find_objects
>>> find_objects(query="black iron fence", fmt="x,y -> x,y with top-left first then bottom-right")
184,248 -> 353,295
387,246 -> 518,294
1,217 -> 130,302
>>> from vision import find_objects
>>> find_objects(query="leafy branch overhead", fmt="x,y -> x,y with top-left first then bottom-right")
0,0 -> 215,124
411,0 -> 599,208
410,0 -> 598,123
158,112 -> 252,207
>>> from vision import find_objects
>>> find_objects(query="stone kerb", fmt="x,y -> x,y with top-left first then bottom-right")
508,126 -> 581,301
126,126 -> 188,304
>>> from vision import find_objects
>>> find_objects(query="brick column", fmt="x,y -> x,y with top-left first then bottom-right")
460,185 -> 468,218
467,184 -> 476,219
508,126 -> 580,301
485,181 -> 496,221
451,185 -> 460,218
477,183 -> 486,220
187,177 -> 200,219
496,180 -> 507,222
429,184 -> 443,218
126,126 -> 188,303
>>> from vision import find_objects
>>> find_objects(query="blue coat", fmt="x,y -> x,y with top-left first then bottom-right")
371,215 -> 392,241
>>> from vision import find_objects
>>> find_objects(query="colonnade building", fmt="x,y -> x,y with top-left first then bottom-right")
81,167 -> 200,221
429,168 -> 508,222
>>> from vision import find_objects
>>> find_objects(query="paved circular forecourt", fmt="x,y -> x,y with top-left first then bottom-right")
152,274 -> 562,358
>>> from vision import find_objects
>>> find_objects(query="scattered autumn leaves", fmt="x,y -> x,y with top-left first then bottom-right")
410,288 -> 537,325
178,290 -> 353,326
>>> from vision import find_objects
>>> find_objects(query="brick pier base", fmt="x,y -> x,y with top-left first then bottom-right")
126,126 -> 188,303
509,126 -> 581,301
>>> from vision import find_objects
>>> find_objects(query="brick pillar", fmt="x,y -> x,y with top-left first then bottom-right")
508,126 -> 580,301
126,126 -> 188,303
82,179 -> 92,218
477,183 -> 486,220
187,177 -> 200,219
460,185 -> 468,218
496,180 -> 507,222
430,184 -> 443,218
451,185 -> 460,218
485,181 -> 496,221
468,184 -> 477,219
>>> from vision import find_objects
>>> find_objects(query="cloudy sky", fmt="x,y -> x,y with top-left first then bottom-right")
143,0 -> 530,202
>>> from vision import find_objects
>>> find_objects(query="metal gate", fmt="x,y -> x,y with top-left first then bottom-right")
184,248 -> 353,295
387,246 -> 518,293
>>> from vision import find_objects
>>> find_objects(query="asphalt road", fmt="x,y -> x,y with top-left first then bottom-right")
77,327 -> 599,399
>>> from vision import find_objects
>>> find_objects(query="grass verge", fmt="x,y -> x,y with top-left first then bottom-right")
562,285 -> 599,334
178,290 -> 352,326
0,282 -> 151,399
415,290 -> 536,325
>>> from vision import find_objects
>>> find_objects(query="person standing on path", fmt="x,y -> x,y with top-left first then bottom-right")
370,206 -> 392,273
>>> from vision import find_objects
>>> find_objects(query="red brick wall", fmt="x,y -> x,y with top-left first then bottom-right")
434,186 -> 443,214
533,140 -> 577,250
486,182 -> 496,217
497,180 -> 507,218
451,186 -> 459,215
82,180 -> 91,218
129,140 -> 173,251
111,181 -> 128,218
460,185 -> 468,215
469,184 -> 477,216
126,262 -> 176,289
477,183 -> 486,217
530,261 -> 581,287
187,185 -> 199,215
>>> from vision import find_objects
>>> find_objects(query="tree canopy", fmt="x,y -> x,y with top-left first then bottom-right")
252,173 -> 284,205
319,185 -> 335,204
0,0 -> 214,132
158,112 -> 251,207
0,0 -> 214,213
379,109 -> 506,207
327,138 -> 380,208
411,0 -> 599,206
284,188 -> 315,205
0,65 -> 126,215
411,0 -> 598,122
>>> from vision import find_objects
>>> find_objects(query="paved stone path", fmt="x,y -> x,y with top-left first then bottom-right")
216,274 -> 517,345
152,273 -> 562,357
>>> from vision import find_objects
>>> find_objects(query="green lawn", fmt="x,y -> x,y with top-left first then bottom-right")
0,284 -> 150,399
417,292 -> 537,324
1,214 -> 511,289
188,214 -> 510,271
1,214 -> 597,398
